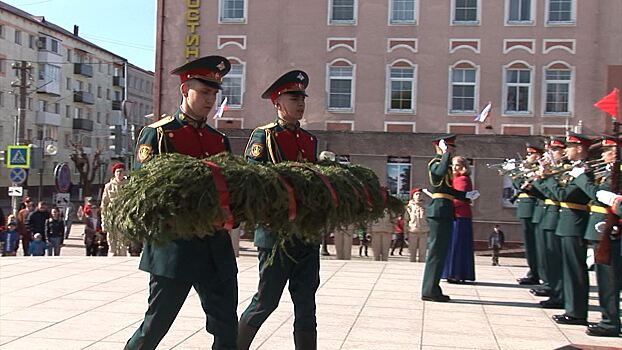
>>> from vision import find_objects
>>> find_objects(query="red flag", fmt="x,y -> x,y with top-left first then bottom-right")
594,88 -> 619,119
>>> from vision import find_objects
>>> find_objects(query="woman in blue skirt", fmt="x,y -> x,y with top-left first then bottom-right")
442,156 -> 476,283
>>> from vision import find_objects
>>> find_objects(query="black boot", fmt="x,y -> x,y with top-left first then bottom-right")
237,320 -> 259,350
294,330 -> 317,350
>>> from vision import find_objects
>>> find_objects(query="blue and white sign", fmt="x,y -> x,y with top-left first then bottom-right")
9,168 -> 27,184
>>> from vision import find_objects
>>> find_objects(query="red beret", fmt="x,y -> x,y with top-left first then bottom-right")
410,188 -> 422,197
111,163 -> 126,173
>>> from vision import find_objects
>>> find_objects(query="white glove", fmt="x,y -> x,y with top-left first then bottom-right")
502,162 -> 516,171
568,167 -> 585,178
466,190 -> 480,200
422,189 -> 433,198
438,139 -> 447,153
596,190 -> 619,206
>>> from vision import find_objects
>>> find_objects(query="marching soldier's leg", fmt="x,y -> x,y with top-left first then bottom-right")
540,230 -> 564,308
194,276 -> 238,349
125,275 -> 192,350
289,247 -> 320,350
239,248 -> 290,349
421,219 -> 452,300
559,236 -> 589,321
520,218 -> 540,283
588,239 -> 621,336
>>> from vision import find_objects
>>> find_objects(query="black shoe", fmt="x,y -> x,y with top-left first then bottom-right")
585,325 -> 620,337
421,294 -> 450,302
517,277 -> 540,285
446,278 -> 463,284
552,314 -> 587,325
322,251 -> 330,256
530,288 -> 550,297
539,299 -> 564,309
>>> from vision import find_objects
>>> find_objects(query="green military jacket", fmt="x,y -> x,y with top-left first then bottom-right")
574,172 -> 610,241
542,174 -> 592,237
133,108 -> 236,281
512,177 -> 536,219
245,118 -> 319,249
531,179 -> 560,231
426,152 -> 466,219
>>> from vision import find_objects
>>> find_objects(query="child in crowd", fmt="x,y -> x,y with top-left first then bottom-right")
1,219 -> 20,256
84,204 -> 103,256
45,207 -> 65,256
488,224 -> 505,266
405,188 -> 429,263
357,223 -> 370,257
28,233 -> 46,256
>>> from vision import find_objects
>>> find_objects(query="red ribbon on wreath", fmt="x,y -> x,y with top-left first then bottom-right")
277,175 -> 297,221
202,160 -> 235,231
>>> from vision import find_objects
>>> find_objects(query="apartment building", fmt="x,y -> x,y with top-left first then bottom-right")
0,1 -> 153,200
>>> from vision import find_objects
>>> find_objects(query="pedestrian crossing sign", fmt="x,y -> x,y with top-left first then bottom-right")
6,145 -> 30,169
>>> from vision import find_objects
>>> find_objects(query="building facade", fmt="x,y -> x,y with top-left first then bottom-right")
0,1 -> 153,203
153,0 -> 622,241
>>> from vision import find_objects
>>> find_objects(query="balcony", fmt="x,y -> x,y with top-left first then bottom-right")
113,76 -> 125,87
112,100 -> 122,110
36,80 -> 61,95
74,63 -> 93,77
74,91 -> 95,104
72,118 -> 94,131
35,111 -> 61,126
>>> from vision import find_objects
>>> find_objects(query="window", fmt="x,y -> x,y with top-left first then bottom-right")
387,156 -> 411,200
67,49 -> 72,62
50,39 -> 59,54
88,83 -> 92,93
452,0 -> 478,23
330,0 -> 356,24
29,35 -> 35,49
507,0 -> 532,23
544,67 -> 572,114
0,58 -> 5,73
327,63 -> 354,110
14,30 -> 22,45
39,100 -> 48,112
221,63 -> 244,108
0,24 -> 4,38
220,0 -> 246,22
54,102 -> 60,114
97,86 -> 102,98
390,0 -> 416,24
66,77 -> 72,90
450,65 -> 477,113
66,105 -> 71,118
106,88 -> 111,100
387,64 -> 415,112
547,0 -> 573,23
504,65 -> 531,113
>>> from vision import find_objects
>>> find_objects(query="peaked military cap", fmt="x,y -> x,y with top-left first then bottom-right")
600,135 -> 621,148
566,132 -> 592,147
262,70 -> 309,103
548,136 -> 566,149
431,134 -> 456,146
525,144 -> 544,154
170,55 -> 231,89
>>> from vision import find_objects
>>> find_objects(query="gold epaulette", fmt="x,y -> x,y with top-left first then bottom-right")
147,115 -> 174,128
258,122 -> 278,130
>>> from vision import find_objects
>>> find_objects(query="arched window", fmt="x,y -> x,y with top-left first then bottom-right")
221,58 -> 245,108
543,62 -> 572,115
386,60 -> 416,113
327,59 -> 355,111
450,61 -> 477,113
503,61 -> 532,114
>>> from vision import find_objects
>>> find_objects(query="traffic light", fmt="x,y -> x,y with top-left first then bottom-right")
109,125 -> 123,156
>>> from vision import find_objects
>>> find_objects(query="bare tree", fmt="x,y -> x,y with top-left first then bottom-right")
69,141 -> 103,198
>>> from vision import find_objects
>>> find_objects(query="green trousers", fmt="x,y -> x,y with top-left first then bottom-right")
544,229 -> 563,303
421,219 -> 452,298
520,218 -> 539,280
595,239 -> 622,332
240,245 -> 320,331
125,274 -> 238,350
535,224 -> 548,284
560,236 -> 589,319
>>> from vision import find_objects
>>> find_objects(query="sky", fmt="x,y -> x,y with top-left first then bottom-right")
4,0 -> 156,71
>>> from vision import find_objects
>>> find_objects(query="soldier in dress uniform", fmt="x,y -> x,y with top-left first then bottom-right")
125,56 -> 238,350
238,70 -> 319,350
514,144 -> 543,285
572,136 -> 621,337
539,132 -> 592,326
420,135 -> 478,302
530,137 -> 566,309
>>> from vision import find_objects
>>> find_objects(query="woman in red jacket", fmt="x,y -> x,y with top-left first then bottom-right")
442,156 -> 476,283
